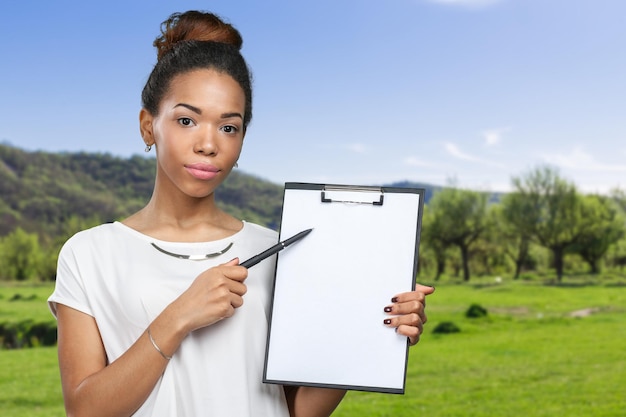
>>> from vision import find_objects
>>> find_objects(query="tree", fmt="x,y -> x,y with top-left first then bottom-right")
0,228 -> 43,280
497,191 -> 537,279
426,187 -> 489,281
608,238 -> 626,272
512,166 -> 584,282
471,206 -> 511,277
569,194 -> 626,273
610,188 -> 626,213
421,205 -> 451,281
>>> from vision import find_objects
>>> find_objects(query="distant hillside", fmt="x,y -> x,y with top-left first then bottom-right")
387,181 -> 504,204
385,181 -> 442,204
0,144 -> 283,237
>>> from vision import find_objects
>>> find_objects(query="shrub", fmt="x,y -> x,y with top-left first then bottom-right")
0,320 -> 57,349
432,321 -> 461,334
8,293 -> 37,302
466,303 -> 488,318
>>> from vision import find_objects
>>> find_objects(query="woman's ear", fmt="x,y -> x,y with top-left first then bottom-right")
139,108 -> 155,146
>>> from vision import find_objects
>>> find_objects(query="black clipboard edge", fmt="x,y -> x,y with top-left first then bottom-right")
262,182 -> 425,394
284,181 -> 424,195
262,377 -> 405,395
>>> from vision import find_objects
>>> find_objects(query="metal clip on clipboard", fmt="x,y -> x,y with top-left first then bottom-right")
320,185 -> 384,206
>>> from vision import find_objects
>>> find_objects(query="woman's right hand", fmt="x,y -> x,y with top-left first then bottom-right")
168,258 -> 248,334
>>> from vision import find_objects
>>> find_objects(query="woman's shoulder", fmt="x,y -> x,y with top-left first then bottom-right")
60,222 -> 125,251
242,222 -> 278,242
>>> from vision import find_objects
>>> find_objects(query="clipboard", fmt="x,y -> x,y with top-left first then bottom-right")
263,183 -> 425,394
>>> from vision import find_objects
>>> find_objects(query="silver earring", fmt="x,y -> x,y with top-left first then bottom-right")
144,144 -> 152,152
234,161 -> 239,168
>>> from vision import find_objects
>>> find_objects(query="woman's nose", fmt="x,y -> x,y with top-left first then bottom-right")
193,129 -> 217,155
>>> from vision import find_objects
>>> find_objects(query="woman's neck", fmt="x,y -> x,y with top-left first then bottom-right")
122,189 -> 242,243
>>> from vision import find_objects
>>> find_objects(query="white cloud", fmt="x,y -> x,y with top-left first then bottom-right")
444,142 -> 480,162
345,143 -> 367,153
404,156 -> 439,168
444,142 -> 505,167
482,127 -> 510,147
542,146 -> 626,172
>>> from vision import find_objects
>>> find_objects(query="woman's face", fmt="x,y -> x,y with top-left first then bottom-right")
141,69 -> 246,200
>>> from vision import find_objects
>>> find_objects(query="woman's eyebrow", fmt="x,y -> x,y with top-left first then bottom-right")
172,104 -> 242,121
221,112 -> 243,120
173,103 -> 202,114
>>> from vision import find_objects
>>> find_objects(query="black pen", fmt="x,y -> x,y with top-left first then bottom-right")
240,228 -> 313,268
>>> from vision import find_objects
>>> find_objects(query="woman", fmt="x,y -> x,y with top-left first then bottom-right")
48,10 -> 434,417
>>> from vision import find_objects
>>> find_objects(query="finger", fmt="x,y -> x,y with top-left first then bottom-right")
415,284 -> 436,295
391,286 -> 435,303
230,293 -> 244,309
226,280 -> 247,297
384,299 -> 428,325
222,265 -> 248,282
225,257 -> 240,266
396,324 -> 422,346
384,299 -> 423,316
383,312 -> 421,329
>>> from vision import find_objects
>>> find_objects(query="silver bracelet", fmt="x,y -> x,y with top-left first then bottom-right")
147,327 -> 172,360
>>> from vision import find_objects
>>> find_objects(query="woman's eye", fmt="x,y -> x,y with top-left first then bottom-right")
177,117 -> 194,127
221,125 -> 239,134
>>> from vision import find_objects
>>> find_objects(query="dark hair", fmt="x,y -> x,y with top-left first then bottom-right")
141,11 -> 253,127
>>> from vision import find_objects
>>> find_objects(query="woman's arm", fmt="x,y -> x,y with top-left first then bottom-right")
284,386 -> 347,417
57,259 -> 248,417
283,283 -> 435,417
57,305 -> 182,417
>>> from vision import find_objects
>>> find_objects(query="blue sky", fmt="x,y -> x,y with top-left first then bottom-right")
1,0 -> 624,193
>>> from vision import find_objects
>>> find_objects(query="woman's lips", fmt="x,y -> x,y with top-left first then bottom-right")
184,163 -> 220,180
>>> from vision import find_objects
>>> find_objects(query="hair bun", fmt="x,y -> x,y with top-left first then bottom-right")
153,11 -> 243,61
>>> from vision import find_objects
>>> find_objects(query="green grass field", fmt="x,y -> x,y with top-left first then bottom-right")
1,280 -> 625,416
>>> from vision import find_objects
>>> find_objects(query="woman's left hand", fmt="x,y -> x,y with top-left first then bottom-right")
383,284 -> 435,346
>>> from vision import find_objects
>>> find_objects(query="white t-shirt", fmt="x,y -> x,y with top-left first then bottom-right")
48,221 -> 290,417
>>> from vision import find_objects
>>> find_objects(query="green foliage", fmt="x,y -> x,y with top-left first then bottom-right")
511,166 -> 586,281
0,228 -> 44,281
568,194 -> 626,273
497,191 -> 535,278
0,144 -> 152,238
432,321 -> 461,334
424,187 -> 489,281
420,205 -> 451,280
0,286 -> 58,349
216,170 -> 283,230
0,320 -> 57,348
607,239 -> 626,270
465,303 -> 488,318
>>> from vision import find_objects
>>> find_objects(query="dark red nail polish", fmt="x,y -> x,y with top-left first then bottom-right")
391,297 -> 399,303
384,306 -> 392,313
383,319 -> 392,325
